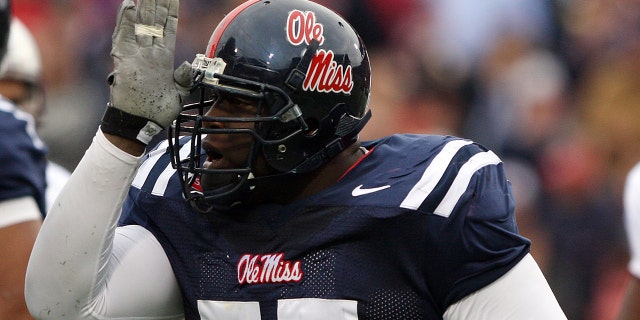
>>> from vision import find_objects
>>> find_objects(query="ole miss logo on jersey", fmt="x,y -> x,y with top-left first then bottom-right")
237,253 -> 304,284
286,10 -> 353,94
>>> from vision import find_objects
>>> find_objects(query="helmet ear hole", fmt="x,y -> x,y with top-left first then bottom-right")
304,117 -> 320,137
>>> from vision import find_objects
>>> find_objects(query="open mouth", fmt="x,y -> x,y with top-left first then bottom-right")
202,140 -> 224,168
206,148 -> 222,162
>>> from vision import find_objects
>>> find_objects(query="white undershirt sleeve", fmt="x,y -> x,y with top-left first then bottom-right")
624,163 -> 640,279
25,129 -> 183,320
98,225 -> 184,318
0,196 -> 42,228
443,253 -> 567,320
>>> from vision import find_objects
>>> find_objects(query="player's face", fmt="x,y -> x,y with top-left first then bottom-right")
0,79 -> 44,121
198,93 -> 267,190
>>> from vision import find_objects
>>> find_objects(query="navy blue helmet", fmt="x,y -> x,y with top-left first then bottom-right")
170,0 -> 371,210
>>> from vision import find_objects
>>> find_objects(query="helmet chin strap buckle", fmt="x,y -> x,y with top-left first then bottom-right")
279,104 -> 303,123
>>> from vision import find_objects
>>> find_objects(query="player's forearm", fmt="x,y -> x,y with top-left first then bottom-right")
25,129 -> 142,319
103,130 -> 146,156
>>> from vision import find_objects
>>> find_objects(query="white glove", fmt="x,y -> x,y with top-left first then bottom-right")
101,0 -> 193,145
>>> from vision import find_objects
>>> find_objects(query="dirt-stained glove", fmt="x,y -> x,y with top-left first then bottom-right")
101,0 -> 193,145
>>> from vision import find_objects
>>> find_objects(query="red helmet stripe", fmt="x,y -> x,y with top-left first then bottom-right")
206,0 -> 261,57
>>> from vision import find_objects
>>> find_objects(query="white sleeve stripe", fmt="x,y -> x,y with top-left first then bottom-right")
0,99 -> 45,150
151,144 -> 191,196
152,163 -> 176,196
400,139 -> 473,210
132,140 -> 169,188
433,150 -> 501,218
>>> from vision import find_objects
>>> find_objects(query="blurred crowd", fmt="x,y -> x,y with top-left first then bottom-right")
12,0 -> 640,319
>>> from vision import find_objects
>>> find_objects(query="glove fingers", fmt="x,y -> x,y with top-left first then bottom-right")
154,0 -> 170,26
163,15 -> 178,50
153,0 -> 170,47
160,0 -> 179,49
111,0 -> 137,56
136,0 -> 157,47
136,0 -> 157,26
167,0 -> 179,21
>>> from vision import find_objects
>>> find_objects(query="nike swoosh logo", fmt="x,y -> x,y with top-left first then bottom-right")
352,184 -> 391,196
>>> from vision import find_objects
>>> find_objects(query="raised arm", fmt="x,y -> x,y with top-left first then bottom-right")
25,0 -> 191,318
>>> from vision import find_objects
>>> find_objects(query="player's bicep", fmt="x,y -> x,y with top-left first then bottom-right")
93,225 -> 184,319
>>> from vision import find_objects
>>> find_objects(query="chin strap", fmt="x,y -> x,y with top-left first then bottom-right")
291,106 -> 372,174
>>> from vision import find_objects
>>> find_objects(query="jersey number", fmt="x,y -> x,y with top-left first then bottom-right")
198,298 -> 358,319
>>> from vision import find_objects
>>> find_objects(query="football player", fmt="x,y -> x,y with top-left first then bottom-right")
26,0 -> 567,319
618,163 -> 640,319
0,0 -> 49,318
0,17 -> 71,212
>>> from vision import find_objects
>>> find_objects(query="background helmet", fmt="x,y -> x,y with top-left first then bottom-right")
1,18 -> 41,84
0,0 -> 10,64
0,18 -> 45,121
171,0 -> 371,209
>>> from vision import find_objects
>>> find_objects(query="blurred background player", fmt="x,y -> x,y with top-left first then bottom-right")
0,0 -> 49,318
0,17 -> 70,211
617,162 -> 640,319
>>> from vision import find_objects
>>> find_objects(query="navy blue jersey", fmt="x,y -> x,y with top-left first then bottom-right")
120,134 -> 530,320
0,97 -> 47,215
